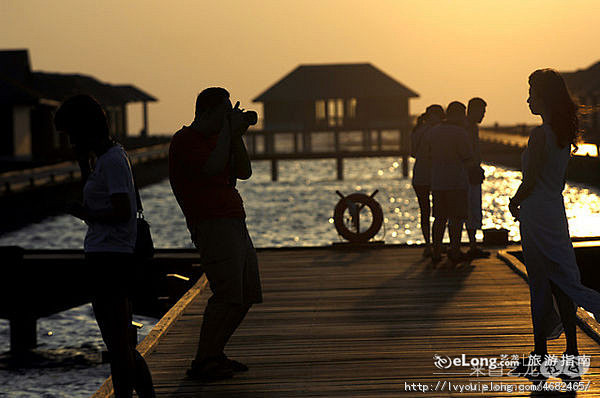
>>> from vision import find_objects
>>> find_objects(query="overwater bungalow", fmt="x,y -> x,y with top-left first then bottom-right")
253,62 -> 419,132
0,49 -> 157,163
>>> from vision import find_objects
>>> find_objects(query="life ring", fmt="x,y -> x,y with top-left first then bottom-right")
334,192 -> 383,243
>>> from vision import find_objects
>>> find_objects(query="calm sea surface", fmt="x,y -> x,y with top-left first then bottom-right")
1,157 -> 600,396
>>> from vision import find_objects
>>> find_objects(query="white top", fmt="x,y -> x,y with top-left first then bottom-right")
428,123 -> 473,191
83,145 -> 137,253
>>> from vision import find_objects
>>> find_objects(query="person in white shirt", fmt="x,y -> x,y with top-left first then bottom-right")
428,102 -> 474,263
55,95 -> 155,398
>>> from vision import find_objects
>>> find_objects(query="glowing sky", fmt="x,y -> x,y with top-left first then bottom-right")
2,0 -> 599,134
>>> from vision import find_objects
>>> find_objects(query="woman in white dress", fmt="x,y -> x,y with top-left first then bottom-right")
509,69 -> 600,380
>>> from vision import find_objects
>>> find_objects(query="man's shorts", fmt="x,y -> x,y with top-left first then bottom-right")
191,217 -> 263,306
433,189 -> 468,220
466,183 -> 483,230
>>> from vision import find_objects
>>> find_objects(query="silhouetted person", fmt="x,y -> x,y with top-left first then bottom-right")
509,69 -> 600,383
410,105 -> 444,257
429,101 -> 474,263
169,87 -> 262,381
464,97 -> 490,258
54,95 -> 155,398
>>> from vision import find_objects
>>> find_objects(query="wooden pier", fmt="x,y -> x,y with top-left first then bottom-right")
92,244 -> 600,397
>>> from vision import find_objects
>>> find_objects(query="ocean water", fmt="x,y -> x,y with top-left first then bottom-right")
1,156 -> 600,396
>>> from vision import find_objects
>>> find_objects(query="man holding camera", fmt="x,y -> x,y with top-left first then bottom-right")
168,87 -> 262,381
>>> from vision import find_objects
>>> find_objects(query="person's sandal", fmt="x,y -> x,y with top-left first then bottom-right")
186,357 -> 234,381
558,351 -> 583,382
218,353 -> 249,372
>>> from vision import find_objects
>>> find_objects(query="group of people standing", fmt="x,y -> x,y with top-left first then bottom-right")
410,97 -> 489,263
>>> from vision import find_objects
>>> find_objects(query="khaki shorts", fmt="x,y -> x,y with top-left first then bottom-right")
191,217 -> 263,305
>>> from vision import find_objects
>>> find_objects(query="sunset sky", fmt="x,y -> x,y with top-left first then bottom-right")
2,0 -> 599,134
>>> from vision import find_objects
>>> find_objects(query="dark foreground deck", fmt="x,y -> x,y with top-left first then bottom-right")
93,246 -> 600,397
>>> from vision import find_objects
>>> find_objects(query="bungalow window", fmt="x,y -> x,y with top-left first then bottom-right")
328,98 -> 344,127
315,100 -> 326,123
346,98 -> 357,119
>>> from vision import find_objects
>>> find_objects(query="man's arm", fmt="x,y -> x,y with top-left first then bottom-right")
228,103 -> 252,180
231,134 -> 252,180
199,118 -> 232,176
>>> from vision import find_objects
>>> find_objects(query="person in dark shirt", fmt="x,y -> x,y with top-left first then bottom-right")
169,87 -> 262,381
464,97 -> 490,258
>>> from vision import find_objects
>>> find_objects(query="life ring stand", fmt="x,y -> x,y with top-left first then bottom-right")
334,190 -> 384,243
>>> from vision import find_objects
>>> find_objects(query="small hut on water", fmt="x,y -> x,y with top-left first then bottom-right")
0,49 -> 157,163
253,63 -> 419,132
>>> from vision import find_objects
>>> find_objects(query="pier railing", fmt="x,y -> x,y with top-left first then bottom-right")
0,127 -> 411,192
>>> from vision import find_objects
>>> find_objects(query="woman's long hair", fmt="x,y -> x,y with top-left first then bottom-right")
528,69 -> 580,150
54,94 -> 116,181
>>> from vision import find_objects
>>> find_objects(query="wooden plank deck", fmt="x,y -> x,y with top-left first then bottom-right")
97,246 -> 600,397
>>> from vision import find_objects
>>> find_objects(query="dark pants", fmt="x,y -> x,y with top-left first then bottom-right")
190,218 -> 263,361
86,252 -> 155,398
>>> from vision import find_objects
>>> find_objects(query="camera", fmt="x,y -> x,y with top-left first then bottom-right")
240,110 -> 258,126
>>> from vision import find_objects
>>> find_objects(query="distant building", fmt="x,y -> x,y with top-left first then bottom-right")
253,63 -> 418,132
561,62 -> 600,144
0,49 -> 157,161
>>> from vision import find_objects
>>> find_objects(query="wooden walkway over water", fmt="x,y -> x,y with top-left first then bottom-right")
93,245 -> 600,397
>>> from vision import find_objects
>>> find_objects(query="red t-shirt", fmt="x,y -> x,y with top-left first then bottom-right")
169,126 -> 245,227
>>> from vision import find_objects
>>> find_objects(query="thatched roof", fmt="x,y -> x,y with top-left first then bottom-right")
253,63 -> 419,102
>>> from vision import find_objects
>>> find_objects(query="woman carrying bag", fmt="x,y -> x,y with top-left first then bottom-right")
55,95 -> 155,398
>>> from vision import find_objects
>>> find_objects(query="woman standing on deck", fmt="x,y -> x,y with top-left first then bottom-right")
55,95 -> 155,398
411,105 -> 445,257
509,69 -> 600,381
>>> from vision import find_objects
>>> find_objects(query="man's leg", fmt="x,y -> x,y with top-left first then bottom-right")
432,216 -> 447,259
467,228 -> 477,251
194,297 -> 233,363
448,217 -> 463,254
466,184 -> 489,257
189,219 -> 245,379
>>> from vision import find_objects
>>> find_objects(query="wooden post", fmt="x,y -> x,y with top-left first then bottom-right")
334,130 -> 340,152
271,159 -> 278,181
10,316 -> 37,353
142,102 -> 148,137
377,130 -> 382,151
362,130 -> 369,151
302,131 -> 311,153
266,132 -> 274,154
336,157 -> 343,180
293,132 -> 298,153
400,128 -> 409,177
398,129 -> 403,151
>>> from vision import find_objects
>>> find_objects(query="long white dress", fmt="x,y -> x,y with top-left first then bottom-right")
520,123 -> 600,340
